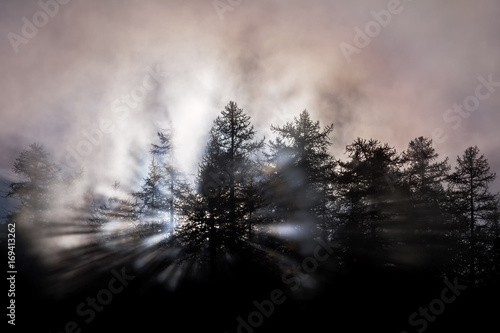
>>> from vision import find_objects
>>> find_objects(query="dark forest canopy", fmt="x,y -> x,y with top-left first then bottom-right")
5,101 -> 500,333
8,101 -> 500,284
5,101 -> 500,292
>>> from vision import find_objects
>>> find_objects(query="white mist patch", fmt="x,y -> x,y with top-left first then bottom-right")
265,223 -> 302,239
143,233 -> 169,248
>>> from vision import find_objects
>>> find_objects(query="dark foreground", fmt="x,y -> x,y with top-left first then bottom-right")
9,234 -> 500,333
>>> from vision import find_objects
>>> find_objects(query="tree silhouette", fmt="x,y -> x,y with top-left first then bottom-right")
486,202 -> 500,280
183,101 -> 265,267
399,137 -> 453,274
7,143 -> 60,223
266,110 -> 335,238
448,146 -> 499,286
6,102 -> 500,333
96,132 -> 190,243
336,138 -> 400,269
401,137 -> 450,202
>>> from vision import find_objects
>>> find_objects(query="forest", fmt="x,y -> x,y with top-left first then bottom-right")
4,101 -> 500,332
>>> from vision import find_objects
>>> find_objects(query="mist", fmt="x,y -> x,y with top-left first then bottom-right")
2,1 -> 500,332
1,0 -> 499,197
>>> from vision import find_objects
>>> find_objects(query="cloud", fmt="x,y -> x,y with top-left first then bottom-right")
0,0 -> 499,196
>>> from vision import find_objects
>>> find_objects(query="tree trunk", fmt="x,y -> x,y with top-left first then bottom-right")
470,175 -> 475,287
229,117 -> 237,250
208,204 -> 217,277
170,168 -> 174,231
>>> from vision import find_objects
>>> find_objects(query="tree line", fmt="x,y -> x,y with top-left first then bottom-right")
6,101 -> 500,288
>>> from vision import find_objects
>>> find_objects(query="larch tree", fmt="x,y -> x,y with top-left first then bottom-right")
196,101 -> 264,261
7,143 -> 60,223
266,110 -> 336,238
133,131 -> 190,237
401,137 -> 450,203
448,146 -> 498,286
399,137 -> 452,274
336,138 -> 401,269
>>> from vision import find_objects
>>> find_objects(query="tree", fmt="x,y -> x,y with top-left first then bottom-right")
448,146 -> 498,285
131,132 -> 191,237
486,201 -> 500,280
266,110 -> 336,237
150,131 -> 177,231
130,158 -> 170,237
401,137 -> 450,202
196,101 -> 264,262
399,137 -> 452,274
136,159 -> 168,216
7,143 -> 60,223
336,138 -> 401,269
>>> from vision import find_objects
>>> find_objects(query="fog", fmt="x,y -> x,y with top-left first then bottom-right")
1,0 -> 499,198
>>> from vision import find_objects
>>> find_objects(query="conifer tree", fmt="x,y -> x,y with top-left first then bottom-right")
7,143 -> 59,223
196,101 -> 264,259
336,138 -> 400,268
448,146 -> 498,285
267,110 -> 335,237
399,137 -> 452,273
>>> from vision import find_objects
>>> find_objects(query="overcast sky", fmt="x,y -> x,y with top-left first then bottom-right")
1,0 -> 499,205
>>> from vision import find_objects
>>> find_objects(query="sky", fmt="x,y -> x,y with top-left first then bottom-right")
1,0 -> 500,207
